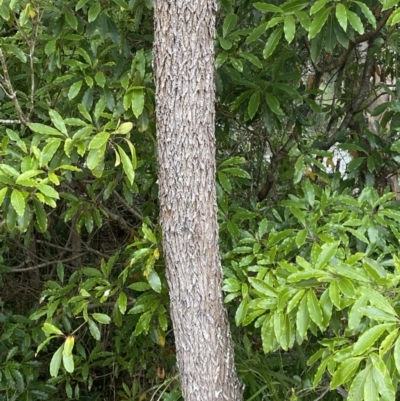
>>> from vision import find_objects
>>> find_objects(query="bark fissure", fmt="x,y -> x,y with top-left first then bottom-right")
154,1 -> 242,400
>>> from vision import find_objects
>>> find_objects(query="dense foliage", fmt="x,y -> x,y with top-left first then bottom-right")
1,0 -> 400,400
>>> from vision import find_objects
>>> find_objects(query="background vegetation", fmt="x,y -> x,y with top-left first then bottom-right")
1,0 -> 400,399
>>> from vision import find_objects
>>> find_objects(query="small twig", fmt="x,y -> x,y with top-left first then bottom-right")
0,119 -> 22,124
0,48 -> 28,125
113,191 -> 143,221
313,387 -> 330,401
8,254 -> 85,273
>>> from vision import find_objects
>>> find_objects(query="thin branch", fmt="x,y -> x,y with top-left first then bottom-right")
7,254 -> 85,273
0,48 -> 28,125
0,119 -> 22,124
113,191 -> 143,221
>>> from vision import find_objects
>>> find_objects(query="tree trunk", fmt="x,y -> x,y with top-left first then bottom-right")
153,1 -> 242,400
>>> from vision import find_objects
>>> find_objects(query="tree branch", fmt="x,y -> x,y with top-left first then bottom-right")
0,48 -> 28,125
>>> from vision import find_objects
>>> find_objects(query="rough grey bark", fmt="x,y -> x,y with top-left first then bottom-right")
153,1 -> 242,400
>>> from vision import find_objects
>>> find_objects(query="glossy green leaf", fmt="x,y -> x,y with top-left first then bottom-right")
346,9 -> 364,34
353,324 -> 392,356
309,7 -> 331,39
347,366 -> 369,401
88,319 -> 101,340
284,15 -> 296,43
63,353 -> 74,373
118,292 -> 128,314
263,27 -> 283,59
254,3 -> 283,12
42,323 -> 63,336
89,132 -> 110,150
248,92 -> 260,120
117,145 -> 135,185
335,4 -> 347,32
223,13 -> 238,37
330,357 -> 363,389
11,189 -> 25,217
88,2 -> 101,22
148,270 -> 162,293
92,313 -> 111,324
63,336 -> 75,356
265,92 -> 284,115
68,80 -> 83,100
40,139 -> 61,167
131,89 -> 144,118
50,344 -> 64,377
307,290 -> 323,327
245,22 -> 268,44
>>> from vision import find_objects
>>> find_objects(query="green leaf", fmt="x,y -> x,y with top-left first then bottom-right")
221,167 -> 251,179
37,184 -> 60,199
44,40 -> 56,56
248,278 -> 278,297
315,241 -> 339,269
364,365 -> 378,401
265,92 -> 284,115
235,297 -> 248,326
394,335 -> 400,374
118,292 -> 127,314
40,139 -> 61,167
88,319 -> 101,340
131,89 -> 144,118
335,4 -> 347,32
29,123 -> 64,137
296,295 -> 310,340
223,13 -> 238,38
355,2 -> 376,28
148,270 -> 162,293
295,10 -> 310,29
117,145 -> 135,185
310,0 -> 330,14
254,3 -> 283,12
347,366 -> 369,401
88,2 -> 101,22
359,287 -> 397,316
310,31 -> 324,63
330,358 -> 363,389
0,187 -> 8,206
346,9 -> 364,34
248,92 -> 260,120
95,71 -> 106,88
62,353 -> 74,373
382,0 -> 397,12
0,4 -> 10,20
238,52 -> 263,68
42,323 -> 63,336
49,110 -> 68,136
263,27 -> 283,59
68,80 -> 83,100
63,336 -> 75,356
371,353 -> 395,401
307,290 -> 323,328
230,57 -> 243,72
66,9 -> 78,29
246,22 -> 268,44
218,171 -> 232,193
353,324 -> 392,356
50,344 -> 64,377
11,189 -> 25,217
92,313 -> 111,324
76,0 -> 90,10
284,15 -> 296,43
309,7 -> 331,39
116,122 -> 133,134
89,132 -> 110,149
